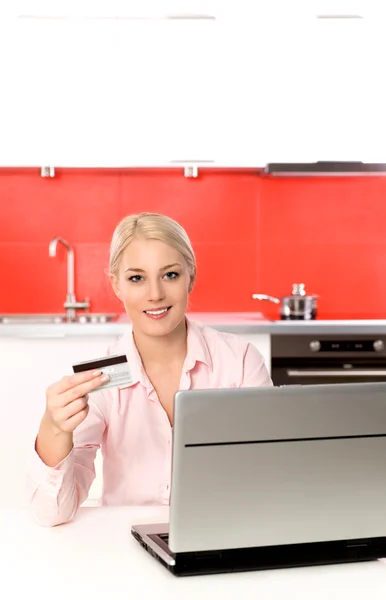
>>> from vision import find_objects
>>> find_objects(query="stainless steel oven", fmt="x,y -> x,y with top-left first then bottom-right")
271,335 -> 386,386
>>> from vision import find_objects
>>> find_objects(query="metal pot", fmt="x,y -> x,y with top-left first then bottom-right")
252,283 -> 318,320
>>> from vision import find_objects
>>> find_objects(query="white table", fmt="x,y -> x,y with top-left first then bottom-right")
1,506 -> 386,600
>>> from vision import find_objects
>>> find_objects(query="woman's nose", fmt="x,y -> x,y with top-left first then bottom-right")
148,279 -> 165,301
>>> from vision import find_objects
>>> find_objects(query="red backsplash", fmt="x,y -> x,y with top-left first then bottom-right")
1,168 -> 386,319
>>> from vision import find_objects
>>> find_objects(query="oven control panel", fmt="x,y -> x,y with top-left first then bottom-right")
309,339 -> 384,352
272,335 -> 386,358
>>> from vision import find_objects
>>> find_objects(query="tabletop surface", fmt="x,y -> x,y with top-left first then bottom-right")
1,506 -> 386,600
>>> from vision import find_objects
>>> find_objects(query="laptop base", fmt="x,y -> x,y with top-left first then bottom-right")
132,530 -> 386,576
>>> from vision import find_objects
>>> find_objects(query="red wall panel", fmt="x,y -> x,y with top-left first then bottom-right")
0,168 -> 260,314
258,176 -> 386,319
1,168 -> 386,319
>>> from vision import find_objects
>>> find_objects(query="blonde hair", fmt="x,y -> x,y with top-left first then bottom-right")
109,212 -> 196,292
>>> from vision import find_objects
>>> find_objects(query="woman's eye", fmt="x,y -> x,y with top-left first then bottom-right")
164,271 -> 179,280
128,275 -> 143,283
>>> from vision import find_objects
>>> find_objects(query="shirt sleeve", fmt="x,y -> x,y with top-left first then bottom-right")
27,392 -> 107,527
241,343 -> 273,387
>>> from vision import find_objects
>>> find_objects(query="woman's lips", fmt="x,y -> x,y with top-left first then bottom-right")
143,306 -> 171,320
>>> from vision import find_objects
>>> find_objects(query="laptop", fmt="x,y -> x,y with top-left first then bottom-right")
131,382 -> 386,576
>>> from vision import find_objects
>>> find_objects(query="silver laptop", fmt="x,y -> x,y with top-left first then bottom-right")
131,382 -> 386,576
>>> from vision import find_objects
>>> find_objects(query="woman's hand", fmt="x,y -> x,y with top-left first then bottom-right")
44,370 -> 109,434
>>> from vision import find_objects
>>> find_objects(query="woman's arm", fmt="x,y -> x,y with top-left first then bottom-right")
28,396 -> 106,527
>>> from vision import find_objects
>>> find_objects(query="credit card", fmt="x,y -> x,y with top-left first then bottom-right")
72,354 -> 132,392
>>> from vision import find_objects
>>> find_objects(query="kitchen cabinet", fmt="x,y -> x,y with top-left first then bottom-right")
1,17 -> 263,169
209,20 -> 271,168
1,17 -> 275,169
0,21 -> 48,166
0,12 -> 288,168
355,21 -> 386,163
262,16 -> 367,163
2,5 -> 386,167
264,15 -> 386,164
1,17 -> 220,168
308,17 -> 368,162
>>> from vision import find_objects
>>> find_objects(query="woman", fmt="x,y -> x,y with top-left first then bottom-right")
29,212 -> 272,526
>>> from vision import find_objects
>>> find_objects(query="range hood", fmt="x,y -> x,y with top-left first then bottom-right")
265,162 -> 386,176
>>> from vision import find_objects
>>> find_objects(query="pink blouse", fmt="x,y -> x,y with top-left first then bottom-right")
28,318 -> 272,526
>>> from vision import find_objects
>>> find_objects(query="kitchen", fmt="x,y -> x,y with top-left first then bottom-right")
2,0 -> 386,595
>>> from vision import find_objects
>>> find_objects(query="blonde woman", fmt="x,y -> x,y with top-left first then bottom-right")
29,213 -> 272,526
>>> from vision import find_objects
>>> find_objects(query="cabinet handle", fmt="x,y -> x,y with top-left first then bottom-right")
166,15 -> 215,20
168,159 -> 215,163
287,370 -> 386,377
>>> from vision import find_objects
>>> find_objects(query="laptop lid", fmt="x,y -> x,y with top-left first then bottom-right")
169,382 -> 386,553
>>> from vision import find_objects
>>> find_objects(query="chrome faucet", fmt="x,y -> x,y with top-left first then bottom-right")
48,237 -> 90,321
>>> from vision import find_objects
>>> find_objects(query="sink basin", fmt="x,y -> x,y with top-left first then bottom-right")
0,313 -> 118,325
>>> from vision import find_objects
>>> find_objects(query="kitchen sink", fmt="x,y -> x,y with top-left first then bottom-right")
0,313 -> 118,325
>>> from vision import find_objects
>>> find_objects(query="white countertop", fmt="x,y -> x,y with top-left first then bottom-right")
3,312 -> 386,337
2,506 -> 386,600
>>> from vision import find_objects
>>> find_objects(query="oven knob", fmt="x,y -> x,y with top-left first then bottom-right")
309,340 -> 321,352
373,340 -> 384,352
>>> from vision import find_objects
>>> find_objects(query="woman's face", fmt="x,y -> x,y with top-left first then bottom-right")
111,237 -> 191,337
